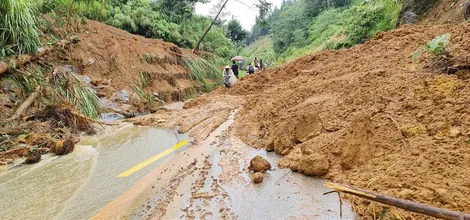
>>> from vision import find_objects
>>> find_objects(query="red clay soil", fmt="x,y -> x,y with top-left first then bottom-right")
207,23 -> 470,218
423,0 -> 467,24
65,20 -> 202,102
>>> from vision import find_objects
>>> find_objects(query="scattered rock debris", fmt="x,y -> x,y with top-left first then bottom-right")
54,138 -> 75,155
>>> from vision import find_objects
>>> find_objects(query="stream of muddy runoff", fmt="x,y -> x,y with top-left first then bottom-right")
0,110 -> 355,220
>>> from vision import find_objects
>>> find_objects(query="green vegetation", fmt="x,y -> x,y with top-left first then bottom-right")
7,67 -> 101,118
243,0 -> 402,65
242,37 -> 276,66
183,56 -> 223,92
139,71 -> 154,88
425,34 -> 451,56
51,71 -> 101,118
413,33 -> 451,60
0,0 -> 235,115
1,0 -> 238,61
131,83 -> 154,107
0,0 -> 42,54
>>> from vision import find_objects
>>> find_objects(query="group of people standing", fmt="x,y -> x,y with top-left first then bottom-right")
222,57 -> 265,88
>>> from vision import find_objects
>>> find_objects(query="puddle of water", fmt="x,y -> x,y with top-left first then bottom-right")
0,145 -> 97,220
100,112 -> 125,122
57,124 -> 189,220
0,123 -> 189,220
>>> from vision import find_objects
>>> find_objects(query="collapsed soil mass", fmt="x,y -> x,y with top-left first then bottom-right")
137,23 -> 470,218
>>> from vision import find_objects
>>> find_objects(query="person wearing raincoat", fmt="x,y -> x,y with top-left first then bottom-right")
222,65 -> 237,88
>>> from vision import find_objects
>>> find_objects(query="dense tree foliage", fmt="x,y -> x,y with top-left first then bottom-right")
244,0 -> 402,65
227,19 -> 248,44
1,0 -> 236,59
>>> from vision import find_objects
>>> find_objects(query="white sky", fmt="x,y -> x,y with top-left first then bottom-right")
195,0 -> 283,31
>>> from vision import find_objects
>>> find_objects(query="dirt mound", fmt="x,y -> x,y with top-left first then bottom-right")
225,23 -> 470,218
132,22 -> 470,218
61,21 -> 204,107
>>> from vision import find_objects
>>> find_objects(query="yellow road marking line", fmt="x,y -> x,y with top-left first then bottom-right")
118,140 -> 190,177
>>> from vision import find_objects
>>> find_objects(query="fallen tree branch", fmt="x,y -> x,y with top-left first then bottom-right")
325,182 -> 470,220
11,86 -> 41,120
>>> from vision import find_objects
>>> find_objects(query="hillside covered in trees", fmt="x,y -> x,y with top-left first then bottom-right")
0,0 -> 243,59
242,0 -> 440,65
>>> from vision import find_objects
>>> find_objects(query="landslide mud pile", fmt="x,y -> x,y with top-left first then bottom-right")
64,21 -> 202,101
65,20 -> 201,103
227,24 -> 470,217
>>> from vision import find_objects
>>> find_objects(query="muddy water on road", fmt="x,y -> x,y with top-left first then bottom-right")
0,146 -> 97,220
0,124 -> 188,220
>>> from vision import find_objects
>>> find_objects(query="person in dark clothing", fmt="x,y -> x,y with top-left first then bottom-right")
248,63 -> 255,74
254,57 -> 259,68
231,61 -> 239,78
259,59 -> 264,70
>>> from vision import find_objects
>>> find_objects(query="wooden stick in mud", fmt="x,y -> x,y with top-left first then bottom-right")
11,86 -> 41,120
325,182 -> 470,220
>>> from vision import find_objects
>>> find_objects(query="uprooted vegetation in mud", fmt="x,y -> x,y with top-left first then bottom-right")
136,23 -> 470,218
0,19 -> 223,164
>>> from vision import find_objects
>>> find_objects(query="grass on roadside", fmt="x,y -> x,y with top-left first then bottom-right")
0,0 -> 42,54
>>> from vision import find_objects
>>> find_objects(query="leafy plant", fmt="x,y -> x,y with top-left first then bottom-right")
426,34 -> 451,56
7,67 -> 43,96
0,45 -> 15,60
413,34 -> 451,60
50,70 -> 102,118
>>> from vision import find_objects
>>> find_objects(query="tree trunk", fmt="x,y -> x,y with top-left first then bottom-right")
325,182 -> 470,220
192,0 -> 230,53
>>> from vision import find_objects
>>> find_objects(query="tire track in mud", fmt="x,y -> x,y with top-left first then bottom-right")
132,110 -> 240,219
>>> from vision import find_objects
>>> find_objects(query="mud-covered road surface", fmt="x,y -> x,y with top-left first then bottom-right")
97,110 -> 354,219
0,108 -> 354,219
